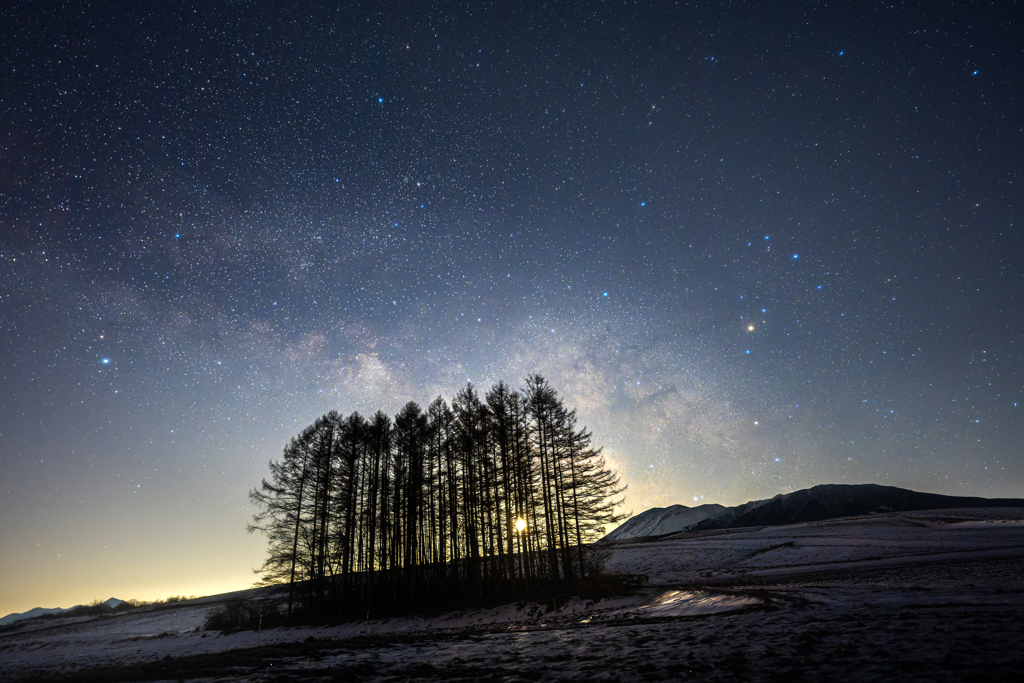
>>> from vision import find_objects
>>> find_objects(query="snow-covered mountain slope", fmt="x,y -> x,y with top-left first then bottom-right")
686,483 -> 1024,532
603,503 -> 725,540
0,598 -> 124,627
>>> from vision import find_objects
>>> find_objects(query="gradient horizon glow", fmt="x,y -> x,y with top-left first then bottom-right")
1,1 -> 1021,617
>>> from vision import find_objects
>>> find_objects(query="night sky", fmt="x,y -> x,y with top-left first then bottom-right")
1,1 -> 1021,616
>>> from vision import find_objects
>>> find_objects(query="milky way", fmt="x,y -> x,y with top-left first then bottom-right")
1,1 -> 1021,615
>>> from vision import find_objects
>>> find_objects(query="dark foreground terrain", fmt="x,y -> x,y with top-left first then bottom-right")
3,509 -> 1023,682
3,558 -> 1021,682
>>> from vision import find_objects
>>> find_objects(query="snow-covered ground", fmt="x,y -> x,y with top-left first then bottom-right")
605,506 -> 1024,584
2,507 -> 1023,681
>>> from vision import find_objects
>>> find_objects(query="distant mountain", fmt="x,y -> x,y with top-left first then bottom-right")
604,503 -> 726,540
0,598 -> 125,627
687,484 -> 1024,532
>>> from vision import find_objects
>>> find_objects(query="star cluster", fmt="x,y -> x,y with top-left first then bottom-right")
0,1 -> 1021,615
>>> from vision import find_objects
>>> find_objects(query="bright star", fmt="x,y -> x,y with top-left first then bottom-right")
792,254 -> 799,259
101,358 -> 110,364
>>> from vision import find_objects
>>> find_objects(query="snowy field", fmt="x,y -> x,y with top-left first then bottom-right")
604,506 -> 1024,584
2,507 -> 1023,682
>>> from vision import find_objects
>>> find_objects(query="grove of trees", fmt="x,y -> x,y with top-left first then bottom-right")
248,375 -> 626,619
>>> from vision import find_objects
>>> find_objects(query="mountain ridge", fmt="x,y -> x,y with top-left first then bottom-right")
686,483 -> 1024,532
0,598 -> 125,627
603,503 -> 726,540
604,483 -> 1024,540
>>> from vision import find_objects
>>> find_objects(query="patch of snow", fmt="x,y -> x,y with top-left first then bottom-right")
641,590 -> 760,616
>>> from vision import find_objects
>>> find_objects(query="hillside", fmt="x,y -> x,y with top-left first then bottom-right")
2,508 -> 1023,682
603,503 -> 725,540
0,598 -> 124,627
687,483 -> 1024,531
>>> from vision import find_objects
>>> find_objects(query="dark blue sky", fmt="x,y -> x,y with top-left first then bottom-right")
1,0 -> 1021,614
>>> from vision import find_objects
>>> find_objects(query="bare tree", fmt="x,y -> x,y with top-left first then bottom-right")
248,377 -> 627,619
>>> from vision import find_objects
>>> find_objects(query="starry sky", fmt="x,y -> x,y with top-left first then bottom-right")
1,0 -> 1021,616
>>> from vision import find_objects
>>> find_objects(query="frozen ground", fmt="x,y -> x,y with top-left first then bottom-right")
2,507 -> 1023,682
604,506 -> 1024,584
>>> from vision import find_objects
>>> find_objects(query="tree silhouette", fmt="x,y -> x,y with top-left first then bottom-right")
249,376 -> 626,619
